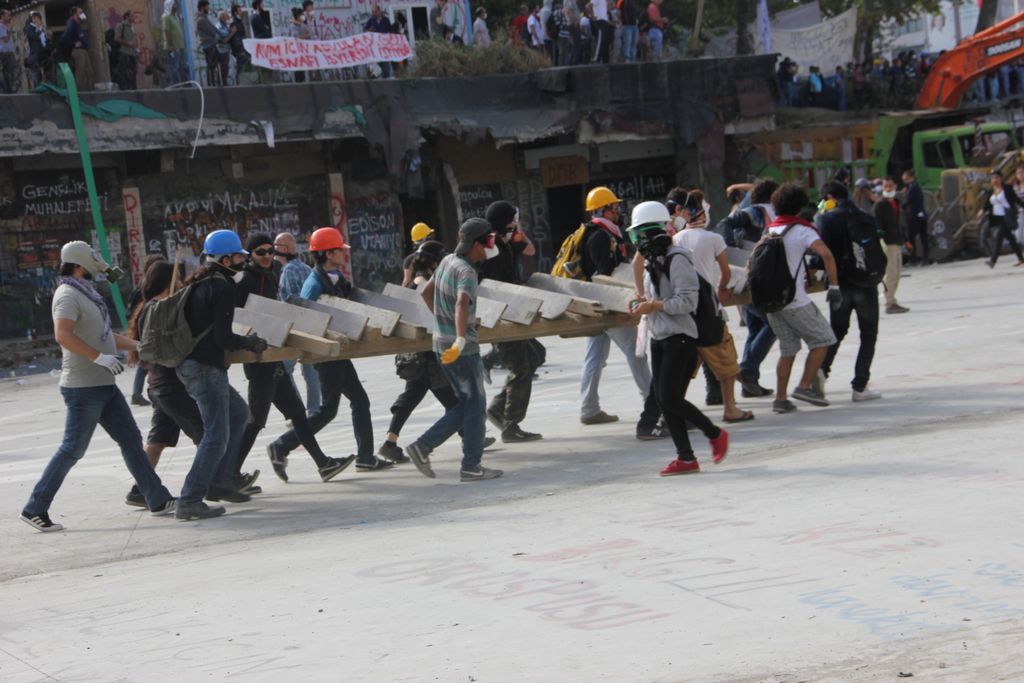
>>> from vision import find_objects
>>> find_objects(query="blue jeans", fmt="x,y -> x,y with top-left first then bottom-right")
648,27 -> 663,60
620,25 -> 638,62
739,304 -> 776,383
176,359 -> 250,504
283,359 -> 321,413
580,325 -> 652,419
132,365 -> 148,398
414,353 -> 486,471
23,385 -> 172,515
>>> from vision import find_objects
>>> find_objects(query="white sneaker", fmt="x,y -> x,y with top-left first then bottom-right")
852,388 -> 882,402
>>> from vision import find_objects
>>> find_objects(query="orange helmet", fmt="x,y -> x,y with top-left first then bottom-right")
309,227 -> 349,252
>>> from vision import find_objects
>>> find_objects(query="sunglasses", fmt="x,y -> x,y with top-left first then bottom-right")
252,247 -> 274,256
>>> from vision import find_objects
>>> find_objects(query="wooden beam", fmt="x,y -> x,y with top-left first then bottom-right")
352,287 -> 434,329
317,294 -> 402,337
477,282 -> 542,325
478,280 -> 568,320
291,297 -> 368,341
226,346 -> 302,364
244,295 -> 330,337
232,308 -> 294,347
286,330 -> 342,356
526,273 -> 636,313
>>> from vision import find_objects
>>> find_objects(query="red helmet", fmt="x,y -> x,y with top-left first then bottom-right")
309,227 -> 349,252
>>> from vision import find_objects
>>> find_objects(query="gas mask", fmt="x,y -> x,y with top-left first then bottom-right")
60,241 -> 123,282
672,215 -> 687,232
628,225 -> 671,260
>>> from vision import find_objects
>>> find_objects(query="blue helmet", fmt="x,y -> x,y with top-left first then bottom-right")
203,230 -> 248,257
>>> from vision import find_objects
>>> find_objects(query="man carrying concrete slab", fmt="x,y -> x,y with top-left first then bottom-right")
406,219 -> 504,483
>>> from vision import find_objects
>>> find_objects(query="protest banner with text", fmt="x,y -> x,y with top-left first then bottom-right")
243,32 -> 412,71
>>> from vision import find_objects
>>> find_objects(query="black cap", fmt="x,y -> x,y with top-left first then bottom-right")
456,218 -> 492,256
245,232 -> 273,251
485,200 -> 518,232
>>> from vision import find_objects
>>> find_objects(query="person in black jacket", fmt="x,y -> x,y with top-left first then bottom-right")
480,201 -> 544,442
234,233 -> 355,483
24,12 -> 54,87
267,228 -> 392,471
174,230 -> 267,521
979,170 -> 1024,268
901,169 -> 930,265
816,181 -> 883,403
873,176 -> 909,314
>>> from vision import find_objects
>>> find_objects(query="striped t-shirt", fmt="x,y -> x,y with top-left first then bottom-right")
432,253 -> 478,356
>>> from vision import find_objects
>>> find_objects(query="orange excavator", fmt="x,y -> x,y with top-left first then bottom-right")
917,11 -> 1024,109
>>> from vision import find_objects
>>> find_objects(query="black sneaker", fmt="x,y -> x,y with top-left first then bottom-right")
501,424 -> 543,443
405,442 -> 435,479
483,436 -> 497,450
705,394 -> 724,406
355,455 -> 395,472
486,407 -> 506,430
266,443 -> 289,482
20,512 -> 64,532
636,424 -> 671,440
125,485 -> 146,508
131,395 -> 151,407
176,501 -> 226,521
793,386 -> 829,407
319,455 -> 356,482
581,411 -> 619,425
460,466 -> 504,482
235,470 -> 260,493
206,487 -> 252,503
378,440 -> 410,464
740,375 -> 774,398
151,498 -> 177,517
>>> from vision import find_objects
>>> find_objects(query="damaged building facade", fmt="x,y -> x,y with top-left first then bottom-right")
0,56 -> 776,340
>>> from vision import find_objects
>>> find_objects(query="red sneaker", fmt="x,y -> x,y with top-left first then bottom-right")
710,429 -> 729,464
660,459 -> 700,476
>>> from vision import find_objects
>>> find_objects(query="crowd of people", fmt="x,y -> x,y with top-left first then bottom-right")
23,163 -> 971,532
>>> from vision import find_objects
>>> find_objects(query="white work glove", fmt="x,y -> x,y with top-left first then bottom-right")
93,353 -> 125,376
440,336 -> 466,365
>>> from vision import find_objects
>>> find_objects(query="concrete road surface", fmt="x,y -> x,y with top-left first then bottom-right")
1,260 -> 1022,682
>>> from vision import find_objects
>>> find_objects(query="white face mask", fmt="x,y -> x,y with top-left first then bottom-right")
78,12 -> 87,20
672,215 -> 687,232
232,270 -> 245,283
327,272 -> 340,285
883,190 -> 896,199
484,245 -> 499,259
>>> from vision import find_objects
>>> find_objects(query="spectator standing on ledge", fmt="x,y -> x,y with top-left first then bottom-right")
25,12 -> 55,88
473,8 -> 491,47
364,5 -> 393,77
645,0 -> 666,61
0,10 -> 21,93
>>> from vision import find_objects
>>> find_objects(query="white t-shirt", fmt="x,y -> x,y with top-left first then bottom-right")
766,223 -> 821,310
992,190 -> 1010,217
473,17 -> 491,45
672,227 -> 726,286
592,0 -> 609,22
527,14 -> 544,45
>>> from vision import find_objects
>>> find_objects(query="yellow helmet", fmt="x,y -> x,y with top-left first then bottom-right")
410,222 -> 434,242
586,186 -> 622,212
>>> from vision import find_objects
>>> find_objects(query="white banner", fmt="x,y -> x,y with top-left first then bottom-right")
757,7 -> 856,70
243,33 -> 412,71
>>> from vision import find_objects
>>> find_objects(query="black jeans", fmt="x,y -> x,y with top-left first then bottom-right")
908,216 -> 929,263
388,376 -> 458,436
990,214 -> 1024,264
636,376 -> 662,431
488,340 -> 542,427
275,359 -> 372,459
821,285 -> 879,392
650,334 -> 720,460
239,362 -> 330,471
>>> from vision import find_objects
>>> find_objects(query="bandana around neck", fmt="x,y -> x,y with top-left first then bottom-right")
60,276 -> 111,341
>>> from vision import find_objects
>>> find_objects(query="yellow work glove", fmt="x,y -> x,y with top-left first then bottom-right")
440,336 -> 466,365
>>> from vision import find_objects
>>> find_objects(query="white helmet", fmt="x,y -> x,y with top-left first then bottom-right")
628,201 -> 671,230
61,241 -> 111,277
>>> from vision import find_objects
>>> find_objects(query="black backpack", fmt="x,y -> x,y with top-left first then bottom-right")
748,224 -> 803,313
652,251 -> 724,347
839,207 -> 887,287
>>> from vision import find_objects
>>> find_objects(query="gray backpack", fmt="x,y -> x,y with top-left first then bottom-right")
137,282 -> 212,368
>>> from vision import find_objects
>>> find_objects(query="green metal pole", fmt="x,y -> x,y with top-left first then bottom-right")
57,63 -> 128,329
